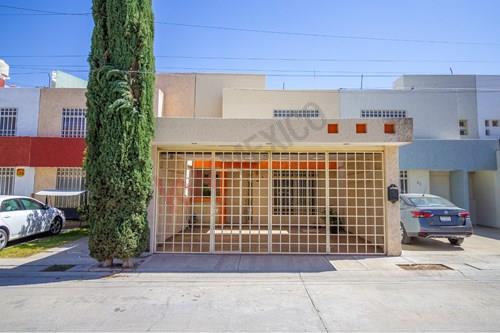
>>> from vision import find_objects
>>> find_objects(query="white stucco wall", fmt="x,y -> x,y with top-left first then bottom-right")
223,89 -> 340,119
0,88 -> 40,136
340,90 -> 460,139
476,76 -> 500,139
13,167 -> 35,196
407,170 -> 430,194
471,170 -> 499,228
393,75 -> 480,139
430,171 -> 451,200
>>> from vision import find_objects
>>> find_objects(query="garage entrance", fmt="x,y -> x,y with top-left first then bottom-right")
155,150 -> 385,254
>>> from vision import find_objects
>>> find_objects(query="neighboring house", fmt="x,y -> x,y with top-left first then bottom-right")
0,86 -> 86,214
2,72 -> 498,256
341,75 -> 500,229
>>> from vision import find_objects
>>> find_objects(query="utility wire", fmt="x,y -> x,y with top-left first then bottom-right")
0,4 -> 90,16
0,3 -> 498,47
2,54 -> 500,64
155,21 -> 500,46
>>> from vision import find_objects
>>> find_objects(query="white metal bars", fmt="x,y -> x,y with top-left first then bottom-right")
61,108 -> 87,138
0,168 -> 15,195
0,108 -> 17,136
54,168 -> 86,208
155,150 -> 385,254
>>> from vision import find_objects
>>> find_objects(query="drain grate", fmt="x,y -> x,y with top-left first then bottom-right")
42,264 -> 75,272
397,264 -> 452,271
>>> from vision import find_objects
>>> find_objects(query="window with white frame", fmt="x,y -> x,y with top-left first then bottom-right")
0,108 -> 17,136
0,168 -> 15,195
361,110 -> 406,118
400,170 -> 408,194
459,119 -> 468,136
54,168 -> 86,208
272,170 -> 317,215
61,108 -> 87,138
273,109 -> 320,118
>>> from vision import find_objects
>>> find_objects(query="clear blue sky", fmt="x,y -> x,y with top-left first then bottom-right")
1,0 -> 499,89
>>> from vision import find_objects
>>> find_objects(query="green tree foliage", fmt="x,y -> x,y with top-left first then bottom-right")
85,0 -> 155,263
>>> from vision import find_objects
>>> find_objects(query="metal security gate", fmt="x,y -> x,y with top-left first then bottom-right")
155,150 -> 385,254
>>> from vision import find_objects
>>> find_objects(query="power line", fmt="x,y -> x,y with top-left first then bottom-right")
0,4 -> 90,16
8,64 -> 492,76
2,54 -> 500,64
0,3 -> 498,47
156,21 -> 500,47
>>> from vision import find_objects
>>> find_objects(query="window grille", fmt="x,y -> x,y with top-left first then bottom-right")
54,168 -> 86,208
61,108 -> 87,138
273,109 -> 320,118
361,110 -> 406,118
0,108 -> 17,136
0,168 -> 15,195
400,170 -> 408,194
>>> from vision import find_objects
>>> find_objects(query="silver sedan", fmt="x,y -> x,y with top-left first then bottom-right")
400,194 -> 473,246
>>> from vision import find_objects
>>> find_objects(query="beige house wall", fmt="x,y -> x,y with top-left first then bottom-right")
38,88 -> 87,137
33,167 -> 57,202
223,89 -> 340,119
155,74 -> 196,118
384,146 -> 402,256
155,73 -> 266,118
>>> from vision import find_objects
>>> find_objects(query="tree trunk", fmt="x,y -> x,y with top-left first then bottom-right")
101,258 -> 113,267
122,258 -> 134,269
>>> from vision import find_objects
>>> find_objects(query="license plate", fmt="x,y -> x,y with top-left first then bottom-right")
440,216 -> 452,222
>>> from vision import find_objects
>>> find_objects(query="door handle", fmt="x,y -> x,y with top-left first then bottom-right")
3,215 -> 10,218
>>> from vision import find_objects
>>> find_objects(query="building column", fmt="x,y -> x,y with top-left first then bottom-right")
384,146 -> 402,256
450,170 -> 470,210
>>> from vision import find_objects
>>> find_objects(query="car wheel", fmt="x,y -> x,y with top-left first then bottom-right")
448,238 -> 464,246
49,217 -> 63,235
400,223 -> 412,244
0,229 -> 8,251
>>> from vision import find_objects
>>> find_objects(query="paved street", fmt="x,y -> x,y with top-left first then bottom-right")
1,227 -> 500,332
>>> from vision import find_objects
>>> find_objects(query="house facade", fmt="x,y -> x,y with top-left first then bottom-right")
1,72 -> 498,255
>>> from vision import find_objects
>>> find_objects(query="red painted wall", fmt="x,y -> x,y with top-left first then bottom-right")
0,137 -> 85,167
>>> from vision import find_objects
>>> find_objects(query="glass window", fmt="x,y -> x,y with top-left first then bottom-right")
399,170 -> 408,194
0,199 -> 22,212
493,120 -> 499,127
407,196 -> 454,207
20,198 -> 44,210
459,119 -> 468,136
485,120 -> 490,127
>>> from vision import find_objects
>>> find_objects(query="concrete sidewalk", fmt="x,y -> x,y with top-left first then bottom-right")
0,227 -> 499,331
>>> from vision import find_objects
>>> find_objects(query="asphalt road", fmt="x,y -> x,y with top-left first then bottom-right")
1,227 -> 500,332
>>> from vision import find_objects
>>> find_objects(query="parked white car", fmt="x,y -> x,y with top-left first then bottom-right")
0,196 -> 65,250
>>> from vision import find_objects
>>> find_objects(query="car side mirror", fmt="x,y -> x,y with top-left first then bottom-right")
43,204 -> 50,210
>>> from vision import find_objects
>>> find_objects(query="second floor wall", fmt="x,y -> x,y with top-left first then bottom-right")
223,89 -> 340,119
0,88 -> 40,136
340,90 -> 462,140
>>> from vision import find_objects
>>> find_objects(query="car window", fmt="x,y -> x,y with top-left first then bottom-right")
19,198 -> 44,210
407,196 -> 454,207
0,199 -> 23,212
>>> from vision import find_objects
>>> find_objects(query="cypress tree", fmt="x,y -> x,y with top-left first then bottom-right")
85,0 -> 155,267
